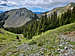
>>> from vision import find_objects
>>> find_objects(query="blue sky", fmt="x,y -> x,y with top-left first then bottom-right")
0,0 -> 75,12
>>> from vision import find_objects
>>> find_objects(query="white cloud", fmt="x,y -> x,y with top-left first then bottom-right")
7,1 -> 16,5
0,0 -> 75,12
0,0 -> 17,5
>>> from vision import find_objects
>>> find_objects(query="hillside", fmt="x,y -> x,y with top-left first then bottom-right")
0,28 -> 17,55
0,8 -> 38,28
27,23 -> 75,56
0,23 -> 75,56
0,28 -> 28,56
29,23 -> 75,56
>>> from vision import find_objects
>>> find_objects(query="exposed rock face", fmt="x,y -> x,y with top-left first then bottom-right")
0,8 -> 38,28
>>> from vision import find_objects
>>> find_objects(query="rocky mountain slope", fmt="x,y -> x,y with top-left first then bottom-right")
0,8 -> 38,28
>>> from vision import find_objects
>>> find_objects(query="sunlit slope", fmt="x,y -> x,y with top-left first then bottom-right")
29,22 -> 75,45
0,28 -> 25,56
27,23 -> 75,56
0,23 -> 75,56
0,28 -> 17,43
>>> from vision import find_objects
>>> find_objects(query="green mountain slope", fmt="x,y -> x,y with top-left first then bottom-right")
27,23 -> 75,56
0,28 -> 28,56
0,23 -> 75,56
0,28 -> 17,43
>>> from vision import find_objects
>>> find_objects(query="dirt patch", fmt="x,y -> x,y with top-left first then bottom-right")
64,31 -> 75,36
63,31 -> 75,42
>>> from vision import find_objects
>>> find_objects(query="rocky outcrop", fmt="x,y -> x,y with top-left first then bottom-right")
0,8 -> 38,28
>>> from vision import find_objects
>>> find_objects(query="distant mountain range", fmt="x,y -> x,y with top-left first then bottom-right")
0,2 -> 75,28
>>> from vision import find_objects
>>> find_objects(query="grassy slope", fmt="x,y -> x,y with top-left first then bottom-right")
27,23 -> 75,55
0,28 -> 28,44
0,28 -> 17,44
0,28 -> 19,55
0,28 -> 28,56
0,23 -> 75,56
31,23 -> 75,43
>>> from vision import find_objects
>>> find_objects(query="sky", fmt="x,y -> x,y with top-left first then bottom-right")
0,0 -> 75,12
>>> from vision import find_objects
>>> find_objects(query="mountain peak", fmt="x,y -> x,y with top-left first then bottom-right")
0,7 -> 37,28
68,2 -> 75,7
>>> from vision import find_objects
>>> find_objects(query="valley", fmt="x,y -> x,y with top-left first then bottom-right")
0,2 -> 75,56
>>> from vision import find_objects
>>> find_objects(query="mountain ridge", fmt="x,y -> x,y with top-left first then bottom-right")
42,2 -> 75,17
0,8 -> 39,28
